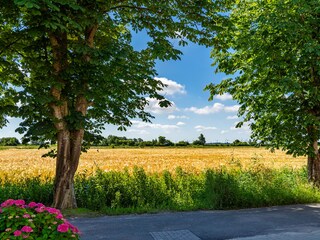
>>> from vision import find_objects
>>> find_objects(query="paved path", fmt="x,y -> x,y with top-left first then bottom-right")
69,204 -> 320,240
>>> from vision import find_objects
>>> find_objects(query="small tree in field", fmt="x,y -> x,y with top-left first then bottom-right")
198,133 -> 206,145
0,0 -> 226,209
206,0 -> 320,184
193,133 -> 206,145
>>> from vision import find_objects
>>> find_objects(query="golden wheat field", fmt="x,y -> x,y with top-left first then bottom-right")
0,147 -> 306,179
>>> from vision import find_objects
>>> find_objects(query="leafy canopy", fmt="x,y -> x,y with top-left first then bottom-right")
0,0 -> 227,145
206,0 -> 320,156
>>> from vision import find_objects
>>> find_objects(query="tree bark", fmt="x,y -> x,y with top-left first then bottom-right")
308,139 -> 320,186
51,95 -> 87,209
52,129 -> 83,209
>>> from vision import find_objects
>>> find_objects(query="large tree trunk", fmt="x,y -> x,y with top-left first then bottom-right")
52,129 -> 83,209
307,139 -> 320,186
52,96 -> 87,209
48,25 -> 95,209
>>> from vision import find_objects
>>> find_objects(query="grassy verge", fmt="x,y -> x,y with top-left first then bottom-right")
1,165 -> 319,214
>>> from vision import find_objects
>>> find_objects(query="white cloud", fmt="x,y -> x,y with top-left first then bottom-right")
128,129 -> 150,135
225,105 -> 240,112
194,125 -> 217,132
186,103 -> 224,115
145,78 -> 185,115
131,120 -> 179,131
168,115 -> 189,120
185,103 -> 240,115
155,77 -> 186,96
176,121 -> 186,126
215,93 -> 233,101
220,130 -> 228,134
145,98 -> 178,114
227,115 -> 238,120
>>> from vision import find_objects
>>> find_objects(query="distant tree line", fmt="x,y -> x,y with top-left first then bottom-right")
0,137 -> 20,146
92,134 -> 207,147
89,134 -> 256,147
0,135 -> 256,147
232,139 -> 254,146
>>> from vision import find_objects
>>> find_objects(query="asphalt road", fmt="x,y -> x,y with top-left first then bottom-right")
69,204 -> 320,240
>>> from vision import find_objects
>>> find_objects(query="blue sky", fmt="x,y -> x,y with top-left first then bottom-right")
1,36 -> 251,143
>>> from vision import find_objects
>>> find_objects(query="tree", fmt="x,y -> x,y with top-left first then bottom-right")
232,139 -> 241,146
232,139 -> 248,146
157,136 -> 174,146
175,140 -> 189,146
158,136 -> 166,146
193,133 -> 206,145
0,0 -> 226,209
198,133 -> 206,145
0,137 -> 20,146
206,0 -> 320,184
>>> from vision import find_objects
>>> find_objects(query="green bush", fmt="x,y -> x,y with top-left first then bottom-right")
0,175 -> 53,206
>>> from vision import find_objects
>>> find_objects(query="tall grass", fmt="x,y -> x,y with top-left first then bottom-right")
0,174 -> 53,206
1,165 -> 319,213
0,165 -> 320,214
74,166 -> 320,213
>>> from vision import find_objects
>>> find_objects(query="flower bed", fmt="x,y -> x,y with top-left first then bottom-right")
0,199 -> 80,239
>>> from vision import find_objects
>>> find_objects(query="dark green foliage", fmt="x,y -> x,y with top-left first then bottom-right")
193,134 -> 206,145
0,0 -> 227,147
233,139 -> 249,146
207,0 -> 320,157
175,141 -> 190,147
157,136 -> 174,146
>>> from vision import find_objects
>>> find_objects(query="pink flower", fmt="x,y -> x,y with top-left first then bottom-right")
28,202 -> 37,208
64,221 -> 80,234
35,207 -> 45,213
37,203 -> 45,208
57,223 -> 69,233
70,225 -> 80,234
56,213 -> 63,219
46,207 -> 60,215
0,208 -> 2,213
14,199 -> 25,206
23,214 -> 31,218
1,199 -> 14,207
14,230 -> 22,236
21,226 -> 33,233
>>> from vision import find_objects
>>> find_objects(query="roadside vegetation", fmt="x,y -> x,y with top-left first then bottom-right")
0,147 -> 318,214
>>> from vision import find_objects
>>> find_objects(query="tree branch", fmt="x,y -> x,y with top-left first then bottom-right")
85,24 -> 98,48
0,37 -> 23,55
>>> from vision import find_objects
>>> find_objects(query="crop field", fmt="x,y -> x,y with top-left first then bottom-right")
0,147 -> 306,179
